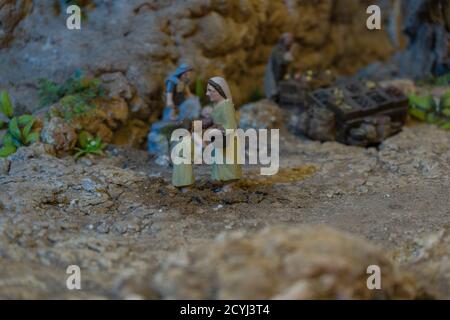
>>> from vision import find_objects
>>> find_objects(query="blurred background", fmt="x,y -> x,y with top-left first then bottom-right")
0,0 -> 448,117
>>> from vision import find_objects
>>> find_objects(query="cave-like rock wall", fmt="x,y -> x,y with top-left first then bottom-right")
0,0 -> 33,47
399,0 -> 449,78
0,0 -> 402,118
359,0 -> 449,80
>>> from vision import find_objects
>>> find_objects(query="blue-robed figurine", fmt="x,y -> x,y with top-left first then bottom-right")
163,63 -> 191,119
147,63 -> 201,165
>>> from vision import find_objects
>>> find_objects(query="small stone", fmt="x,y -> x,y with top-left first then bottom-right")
357,186 -> 369,194
0,158 -> 11,175
115,222 -> 128,234
97,223 -> 110,234
81,178 -> 100,193
79,158 -> 93,166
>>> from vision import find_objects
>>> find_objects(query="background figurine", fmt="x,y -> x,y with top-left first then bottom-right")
172,77 -> 242,192
147,63 -> 201,166
164,63 -> 197,120
264,32 -> 295,101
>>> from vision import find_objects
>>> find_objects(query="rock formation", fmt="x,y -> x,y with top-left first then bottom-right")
0,0 -> 395,116
152,225 -> 425,299
360,0 -> 449,80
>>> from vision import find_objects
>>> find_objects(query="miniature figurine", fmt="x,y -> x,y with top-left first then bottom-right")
172,77 -> 242,192
207,76 -> 242,190
147,63 -> 201,165
264,32 -> 295,101
171,131 -> 195,189
164,63 -> 195,120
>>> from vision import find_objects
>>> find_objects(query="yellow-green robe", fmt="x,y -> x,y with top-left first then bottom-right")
211,99 -> 242,182
171,136 -> 195,187
171,99 -> 242,187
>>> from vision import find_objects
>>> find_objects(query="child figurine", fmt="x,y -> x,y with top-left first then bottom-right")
171,77 -> 242,192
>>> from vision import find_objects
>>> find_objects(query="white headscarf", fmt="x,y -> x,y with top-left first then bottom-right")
209,76 -> 233,103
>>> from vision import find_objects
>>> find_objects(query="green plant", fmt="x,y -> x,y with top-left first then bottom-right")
59,94 -> 96,120
408,92 -> 450,130
408,95 -> 436,121
417,73 -> 450,87
37,78 -> 62,108
440,91 -> 450,110
248,87 -> 264,103
0,91 -> 40,158
38,71 -> 103,120
74,131 -> 107,159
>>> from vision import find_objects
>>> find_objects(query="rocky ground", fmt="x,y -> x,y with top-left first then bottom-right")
0,120 -> 449,299
0,0 -> 448,300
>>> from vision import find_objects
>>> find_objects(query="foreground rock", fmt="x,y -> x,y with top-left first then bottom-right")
0,123 -> 449,299
152,225 -> 427,299
397,227 -> 450,299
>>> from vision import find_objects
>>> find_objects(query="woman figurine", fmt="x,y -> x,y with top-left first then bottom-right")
171,76 -> 242,192
206,77 -> 242,191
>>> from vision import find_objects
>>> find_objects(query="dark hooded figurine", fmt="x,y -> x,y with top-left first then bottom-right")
264,33 -> 294,101
163,63 -> 194,120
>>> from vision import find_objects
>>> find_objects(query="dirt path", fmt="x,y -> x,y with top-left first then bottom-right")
0,124 -> 449,298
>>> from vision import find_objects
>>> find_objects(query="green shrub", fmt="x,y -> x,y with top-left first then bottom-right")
440,91 -> 450,110
38,71 -> 103,120
74,131 -> 107,159
0,91 -> 40,158
408,92 -> 450,130
408,95 -> 436,121
37,78 -> 62,108
59,94 -> 96,120
417,73 -> 450,87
